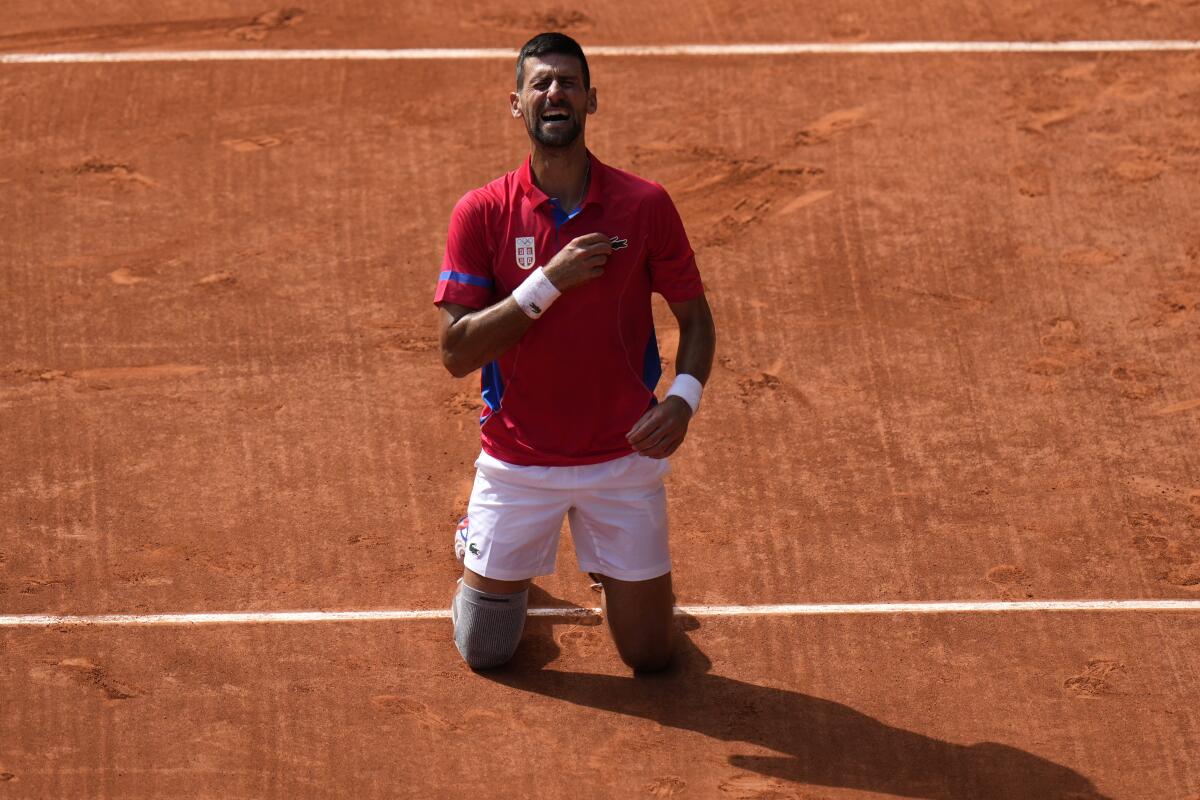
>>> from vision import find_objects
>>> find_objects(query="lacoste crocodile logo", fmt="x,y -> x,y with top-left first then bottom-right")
610,236 -> 628,251
468,543 -> 481,557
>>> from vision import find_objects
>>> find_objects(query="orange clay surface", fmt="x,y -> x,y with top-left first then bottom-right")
2,3 -> 1200,798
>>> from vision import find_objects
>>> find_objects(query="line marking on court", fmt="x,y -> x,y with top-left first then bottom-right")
2,40 -> 1200,64
4,599 -> 1200,627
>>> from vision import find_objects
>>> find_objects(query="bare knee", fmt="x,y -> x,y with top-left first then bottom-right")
620,638 -> 675,674
597,571 -> 676,674
626,652 -> 673,674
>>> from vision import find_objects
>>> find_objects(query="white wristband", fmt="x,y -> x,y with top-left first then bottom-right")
665,373 -> 703,415
511,267 -> 562,319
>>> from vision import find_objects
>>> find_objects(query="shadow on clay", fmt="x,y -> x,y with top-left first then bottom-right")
487,591 -> 1110,800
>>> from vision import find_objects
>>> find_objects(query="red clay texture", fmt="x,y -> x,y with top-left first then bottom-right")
2,3 -> 1200,798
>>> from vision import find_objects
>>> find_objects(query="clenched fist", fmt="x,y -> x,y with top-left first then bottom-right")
626,396 -> 693,459
542,233 -> 613,292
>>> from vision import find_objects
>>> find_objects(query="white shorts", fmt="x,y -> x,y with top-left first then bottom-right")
463,450 -> 672,582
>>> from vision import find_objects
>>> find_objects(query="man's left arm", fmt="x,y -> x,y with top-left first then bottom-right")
626,294 -> 716,458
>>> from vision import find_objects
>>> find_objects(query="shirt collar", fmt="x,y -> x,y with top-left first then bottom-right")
519,150 -> 605,211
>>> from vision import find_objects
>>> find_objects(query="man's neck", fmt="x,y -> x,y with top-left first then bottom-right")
530,141 -> 589,210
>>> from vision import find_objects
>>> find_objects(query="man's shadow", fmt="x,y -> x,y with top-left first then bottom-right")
495,587 -> 1110,800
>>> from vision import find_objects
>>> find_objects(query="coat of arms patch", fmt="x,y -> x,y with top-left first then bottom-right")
515,236 -> 535,270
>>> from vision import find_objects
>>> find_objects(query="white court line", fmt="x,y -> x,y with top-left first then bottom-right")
1,40 -> 1200,64
3,599 -> 1200,627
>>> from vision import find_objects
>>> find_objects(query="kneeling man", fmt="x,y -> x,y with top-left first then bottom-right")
434,32 -> 716,672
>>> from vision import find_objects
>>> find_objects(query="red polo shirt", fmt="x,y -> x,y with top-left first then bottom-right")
434,151 -> 703,466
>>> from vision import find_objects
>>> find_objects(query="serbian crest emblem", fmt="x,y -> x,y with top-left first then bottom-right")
515,236 -> 536,270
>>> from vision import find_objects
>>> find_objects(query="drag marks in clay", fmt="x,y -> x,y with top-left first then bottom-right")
628,143 -> 827,249
1023,316 -> 1090,386
0,7 -> 303,49
1059,247 -> 1121,268
71,158 -> 156,189
718,773 -> 800,799
443,389 -> 479,413
1125,497 -> 1200,588
670,152 -> 775,231
737,371 -> 785,403
828,11 -> 869,41
466,9 -> 593,33
794,107 -> 872,146
1008,59 -> 1142,137
624,109 -> 844,249
1130,269 -> 1200,329
1019,105 -> 1083,134
1007,59 -> 1193,188
1155,398 -> 1200,416
1155,284 -> 1200,318
1010,161 -> 1052,197
1108,363 -> 1164,401
1126,476 -> 1200,514
7,364 -> 207,395
222,135 -> 284,153
1110,145 -> 1169,183
195,270 -> 236,287
16,576 -> 74,596
67,363 -> 207,383
645,776 -> 687,797
727,359 -> 811,408
1130,534 -> 1200,590
54,658 -> 141,701
228,8 -> 305,42
882,282 -> 990,312
985,564 -> 1034,599
113,569 -> 174,588
370,695 -> 456,730
1062,658 -> 1126,698
107,267 -> 150,285
1020,315 -> 1166,405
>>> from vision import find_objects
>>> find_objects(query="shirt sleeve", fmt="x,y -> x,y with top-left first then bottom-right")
647,185 -> 704,303
434,192 -> 495,309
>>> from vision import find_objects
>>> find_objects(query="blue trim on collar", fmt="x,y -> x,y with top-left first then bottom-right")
547,197 -> 584,227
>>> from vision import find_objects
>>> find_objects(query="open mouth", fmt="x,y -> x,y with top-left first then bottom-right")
540,109 -> 571,123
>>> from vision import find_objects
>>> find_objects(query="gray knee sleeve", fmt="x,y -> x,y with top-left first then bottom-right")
452,583 -> 528,670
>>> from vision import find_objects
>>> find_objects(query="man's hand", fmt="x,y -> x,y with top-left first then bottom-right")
626,396 -> 693,459
543,232 -> 613,292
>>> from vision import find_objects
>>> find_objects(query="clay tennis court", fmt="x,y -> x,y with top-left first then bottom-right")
3,2 -> 1200,798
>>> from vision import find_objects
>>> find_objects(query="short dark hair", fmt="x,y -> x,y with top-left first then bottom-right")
515,32 -> 590,90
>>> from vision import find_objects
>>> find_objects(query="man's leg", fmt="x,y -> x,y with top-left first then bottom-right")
452,568 -> 531,671
453,453 -> 572,670
595,571 -> 675,673
463,569 -> 531,595
568,453 -> 675,673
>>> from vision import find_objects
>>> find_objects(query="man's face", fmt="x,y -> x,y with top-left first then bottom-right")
510,53 -> 597,148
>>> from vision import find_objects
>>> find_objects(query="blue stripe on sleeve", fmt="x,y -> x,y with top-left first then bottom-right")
439,270 -> 493,289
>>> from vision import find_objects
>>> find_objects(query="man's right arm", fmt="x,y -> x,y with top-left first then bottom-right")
438,298 -> 534,378
438,232 -> 614,378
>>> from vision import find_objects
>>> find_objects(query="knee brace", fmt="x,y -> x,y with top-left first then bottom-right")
451,582 -> 528,670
